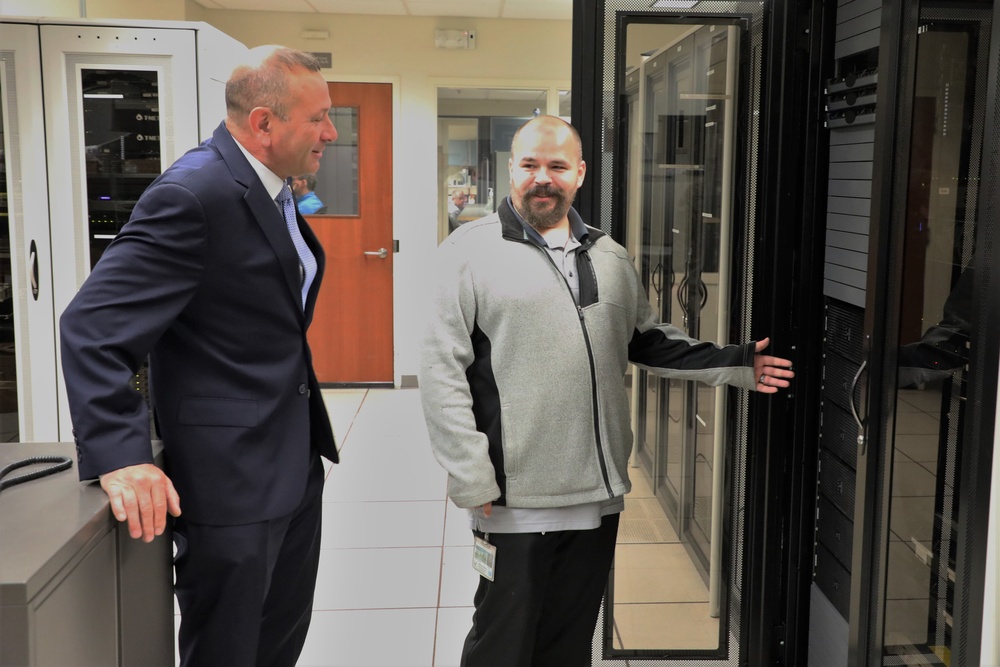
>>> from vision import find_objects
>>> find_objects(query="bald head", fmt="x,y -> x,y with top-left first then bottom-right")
223,45 -> 336,180
510,115 -> 583,163
225,45 -> 322,122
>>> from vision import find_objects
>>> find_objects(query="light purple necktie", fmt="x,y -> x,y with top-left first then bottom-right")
277,183 -> 317,310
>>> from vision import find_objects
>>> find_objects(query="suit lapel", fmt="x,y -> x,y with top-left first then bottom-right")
298,211 -> 325,326
212,123 -> 307,316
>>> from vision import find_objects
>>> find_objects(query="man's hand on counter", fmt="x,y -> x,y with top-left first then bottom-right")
100,464 -> 181,542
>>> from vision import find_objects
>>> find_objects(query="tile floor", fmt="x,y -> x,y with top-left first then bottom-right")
882,386 -> 953,653
175,386 -> 716,665
300,388 -> 477,666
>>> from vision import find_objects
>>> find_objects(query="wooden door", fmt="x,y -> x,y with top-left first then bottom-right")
307,82 -> 393,384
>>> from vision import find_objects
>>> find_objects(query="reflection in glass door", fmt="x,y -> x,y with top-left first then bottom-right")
612,21 -> 741,655
881,16 -> 985,665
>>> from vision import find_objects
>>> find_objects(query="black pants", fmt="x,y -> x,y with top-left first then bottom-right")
461,513 -> 621,667
173,454 -> 325,667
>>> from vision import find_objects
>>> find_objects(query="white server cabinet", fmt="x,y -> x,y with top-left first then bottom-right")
2,22 -> 62,443
0,17 -> 246,442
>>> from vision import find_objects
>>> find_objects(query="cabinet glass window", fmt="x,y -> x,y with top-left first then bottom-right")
0,75 -> 18,442
82,69 -> 162,268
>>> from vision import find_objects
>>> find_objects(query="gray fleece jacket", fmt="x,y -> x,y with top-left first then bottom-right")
418,198 -> 757,510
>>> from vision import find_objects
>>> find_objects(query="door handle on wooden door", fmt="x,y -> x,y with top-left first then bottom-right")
363,248 -> 389,259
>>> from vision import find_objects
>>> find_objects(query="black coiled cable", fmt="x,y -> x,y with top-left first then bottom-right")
0,456 -> 73,492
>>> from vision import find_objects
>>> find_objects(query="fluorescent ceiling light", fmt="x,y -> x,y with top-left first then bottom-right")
651,0 -> 699,7
83,93 -> 124,99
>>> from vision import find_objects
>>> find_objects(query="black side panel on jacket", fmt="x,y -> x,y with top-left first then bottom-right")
576,250 -> 599,308
628,327 -> 750,369
467,322 -> 507,505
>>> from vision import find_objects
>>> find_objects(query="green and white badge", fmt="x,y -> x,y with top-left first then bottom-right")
472,535 -> 496,581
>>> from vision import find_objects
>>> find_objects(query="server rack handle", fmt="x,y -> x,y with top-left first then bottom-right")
849,359 -> 867,455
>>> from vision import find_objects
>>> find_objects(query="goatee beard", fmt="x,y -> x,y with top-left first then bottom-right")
520,187 -> 572,230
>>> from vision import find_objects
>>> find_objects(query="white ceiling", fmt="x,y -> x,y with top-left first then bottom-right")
190,0 -> 573,21
438,88 -> 548,101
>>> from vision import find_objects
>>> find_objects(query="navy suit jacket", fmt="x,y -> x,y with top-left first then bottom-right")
60,121 -> 338,525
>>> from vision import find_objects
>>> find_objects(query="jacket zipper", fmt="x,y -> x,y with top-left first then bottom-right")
576,303 -> 614,497
533,241 -> 615,498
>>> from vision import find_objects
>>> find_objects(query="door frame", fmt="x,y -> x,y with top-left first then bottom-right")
308,80 -> 395,386
326,75 -> 409,386
851,2 -> 1000,664
572,0 -> 836,663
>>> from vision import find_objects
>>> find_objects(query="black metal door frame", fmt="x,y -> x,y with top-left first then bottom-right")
852,1 -> 1000,664
571,0 -> 835,664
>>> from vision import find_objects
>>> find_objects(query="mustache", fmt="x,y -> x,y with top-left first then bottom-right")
527,185 -> 561,198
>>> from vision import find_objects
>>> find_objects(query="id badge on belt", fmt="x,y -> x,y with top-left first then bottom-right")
473,533 -> 496,581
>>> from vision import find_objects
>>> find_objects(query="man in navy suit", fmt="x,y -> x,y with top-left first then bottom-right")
60,46 -> 339,666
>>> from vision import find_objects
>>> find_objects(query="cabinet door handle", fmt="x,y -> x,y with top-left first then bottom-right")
29,240 -> 40,300
850,359 -> 867,454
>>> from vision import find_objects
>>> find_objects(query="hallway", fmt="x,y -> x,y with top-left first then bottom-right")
301,388 -> 477,666
172,387 -> 736,664
299,387 -> 717,664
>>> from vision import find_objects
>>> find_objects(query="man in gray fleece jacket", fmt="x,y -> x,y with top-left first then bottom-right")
419,115 -> 794,665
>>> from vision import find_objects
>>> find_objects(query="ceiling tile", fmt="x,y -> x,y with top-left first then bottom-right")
403,0 -> 503,18
186,0 -> 573,19
500,0 -> 572,20
308,0 -> 408,14
210,0 -> 316,11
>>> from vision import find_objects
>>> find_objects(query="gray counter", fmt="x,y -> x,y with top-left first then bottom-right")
0,442 -> 174,666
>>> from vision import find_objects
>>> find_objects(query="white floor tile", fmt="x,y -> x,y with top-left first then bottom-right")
321,391 -> 446,503
341,389 -> 431,450
297,609 -> 436,666
323,457 -> 447,503
321,500 -> 446,550
438,546 -> 482,608
888,495 -> 936,544
613,543 -> 710,604
613,602 -> 720,650
892,410 -> 940,436
894,434 -> 941,465
890,460 -> 938,498
434,607 -> 474,667
313,546 -> 443,610
443,501 -> 474,547
627,467 -> 655,497
321,389 -> 368,449
897,388 -> 946,414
